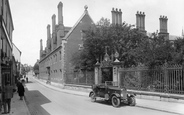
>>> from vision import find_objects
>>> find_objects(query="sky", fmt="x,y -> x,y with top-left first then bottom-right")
9,0 -> 184,66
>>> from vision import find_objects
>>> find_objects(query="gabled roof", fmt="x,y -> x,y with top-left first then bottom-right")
63,6 -> 95,40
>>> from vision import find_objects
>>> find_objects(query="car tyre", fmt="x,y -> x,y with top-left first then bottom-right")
128,96 -> 136,106
111,96 -> 120,107
90,92 -> 96,102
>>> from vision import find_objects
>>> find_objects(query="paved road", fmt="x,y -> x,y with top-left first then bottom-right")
24,77 -> 178,115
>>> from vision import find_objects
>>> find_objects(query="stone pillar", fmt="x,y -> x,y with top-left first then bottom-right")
94,63 -> 100,84
112,61 -> 121,86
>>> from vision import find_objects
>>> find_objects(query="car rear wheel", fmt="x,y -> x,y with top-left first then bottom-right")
90,92 -> 96,102
128,96 -> 136,106
111,96 -> 120,107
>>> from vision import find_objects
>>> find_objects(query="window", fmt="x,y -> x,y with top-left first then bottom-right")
56,54 -> 57,62
59,51 -> 61,60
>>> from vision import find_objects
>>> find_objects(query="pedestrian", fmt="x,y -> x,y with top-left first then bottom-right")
26,75 -> 28,83
17,82 -> 25,100
0,86 -> 2,113
2,82 -> 13,114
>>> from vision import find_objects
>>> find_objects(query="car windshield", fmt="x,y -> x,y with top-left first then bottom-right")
105,81 -> 118,87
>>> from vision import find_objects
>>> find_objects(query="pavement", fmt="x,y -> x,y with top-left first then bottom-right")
0,92 -> 30,115
7,76 -> 184,115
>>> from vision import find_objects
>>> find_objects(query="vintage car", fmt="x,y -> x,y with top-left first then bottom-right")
89,81 -> 136,107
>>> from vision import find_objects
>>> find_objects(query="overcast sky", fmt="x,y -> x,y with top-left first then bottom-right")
9,0 -> 184,66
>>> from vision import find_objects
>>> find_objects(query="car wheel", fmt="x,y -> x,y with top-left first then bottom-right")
111,96 -> 120,107
128,97 -> 136,106
90,92 -> 96,102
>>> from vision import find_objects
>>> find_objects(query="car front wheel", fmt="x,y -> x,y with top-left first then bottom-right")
90,92 -> 96,102
128,96 -> 136,106
111,96 -> 120,107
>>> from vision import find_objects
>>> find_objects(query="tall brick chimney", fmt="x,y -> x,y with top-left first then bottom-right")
52,14 -> 56,50
159,15 -> 169,39
40,39 -> 43,59
47,24 -> 51,52
118,9 -> 122,25
136,11 -> 146,34
47,24 -> 51,40
58,2 -> 63,25
52,14 -> 56,33
115,8 -> 118,24
111,8 -> 115,24
40,39 -> 43,51
159,15 -> 168,33
111,8 -> 122,25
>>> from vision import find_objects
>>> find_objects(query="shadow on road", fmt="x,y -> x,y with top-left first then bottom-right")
94,100 -> 129,108
24,88 -> 51,115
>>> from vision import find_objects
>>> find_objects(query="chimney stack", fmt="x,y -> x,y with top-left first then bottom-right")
40,39 -> 43,51
136,11 -> 146,34
111,8 -> 122,25
52,14 -> 56,33
58,2 -> 63,25
40,39 -> 43,59
159,15 -> 168,33
159,15 -> 169,39
47,24 -> 51,40
115,8 -> 118,24
118,9 -> 122,25
47,24 -> 51,52
111,8 -> 115,24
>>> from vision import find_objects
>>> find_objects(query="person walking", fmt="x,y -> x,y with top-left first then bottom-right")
17,82 -> 25,100
2,82 -> 13,114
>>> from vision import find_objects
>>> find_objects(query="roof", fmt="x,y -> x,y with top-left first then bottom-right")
63,6 -> 95,40
12,43 -> 21,62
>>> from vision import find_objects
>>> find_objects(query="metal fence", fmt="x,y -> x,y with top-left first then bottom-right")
119,64 -> 184,94
65,70 -> 94,85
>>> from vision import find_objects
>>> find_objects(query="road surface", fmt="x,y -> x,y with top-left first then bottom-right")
24,77 -> 178,115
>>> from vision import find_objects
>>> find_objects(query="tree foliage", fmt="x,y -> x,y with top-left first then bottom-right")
33,62 -> 39,75
71,17 -> 184,70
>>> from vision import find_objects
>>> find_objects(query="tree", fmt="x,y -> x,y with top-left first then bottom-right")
33,62 -> 39,76
172,37 -> 184,64
73,17 -> 147,68
132,33 -> 175,67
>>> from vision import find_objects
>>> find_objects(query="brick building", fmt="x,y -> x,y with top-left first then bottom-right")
39,2 -> 95,84
0,0 -> 14,88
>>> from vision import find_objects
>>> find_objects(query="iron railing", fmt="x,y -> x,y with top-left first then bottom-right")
65,70 -> 94,85
119,64 -> 184,94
